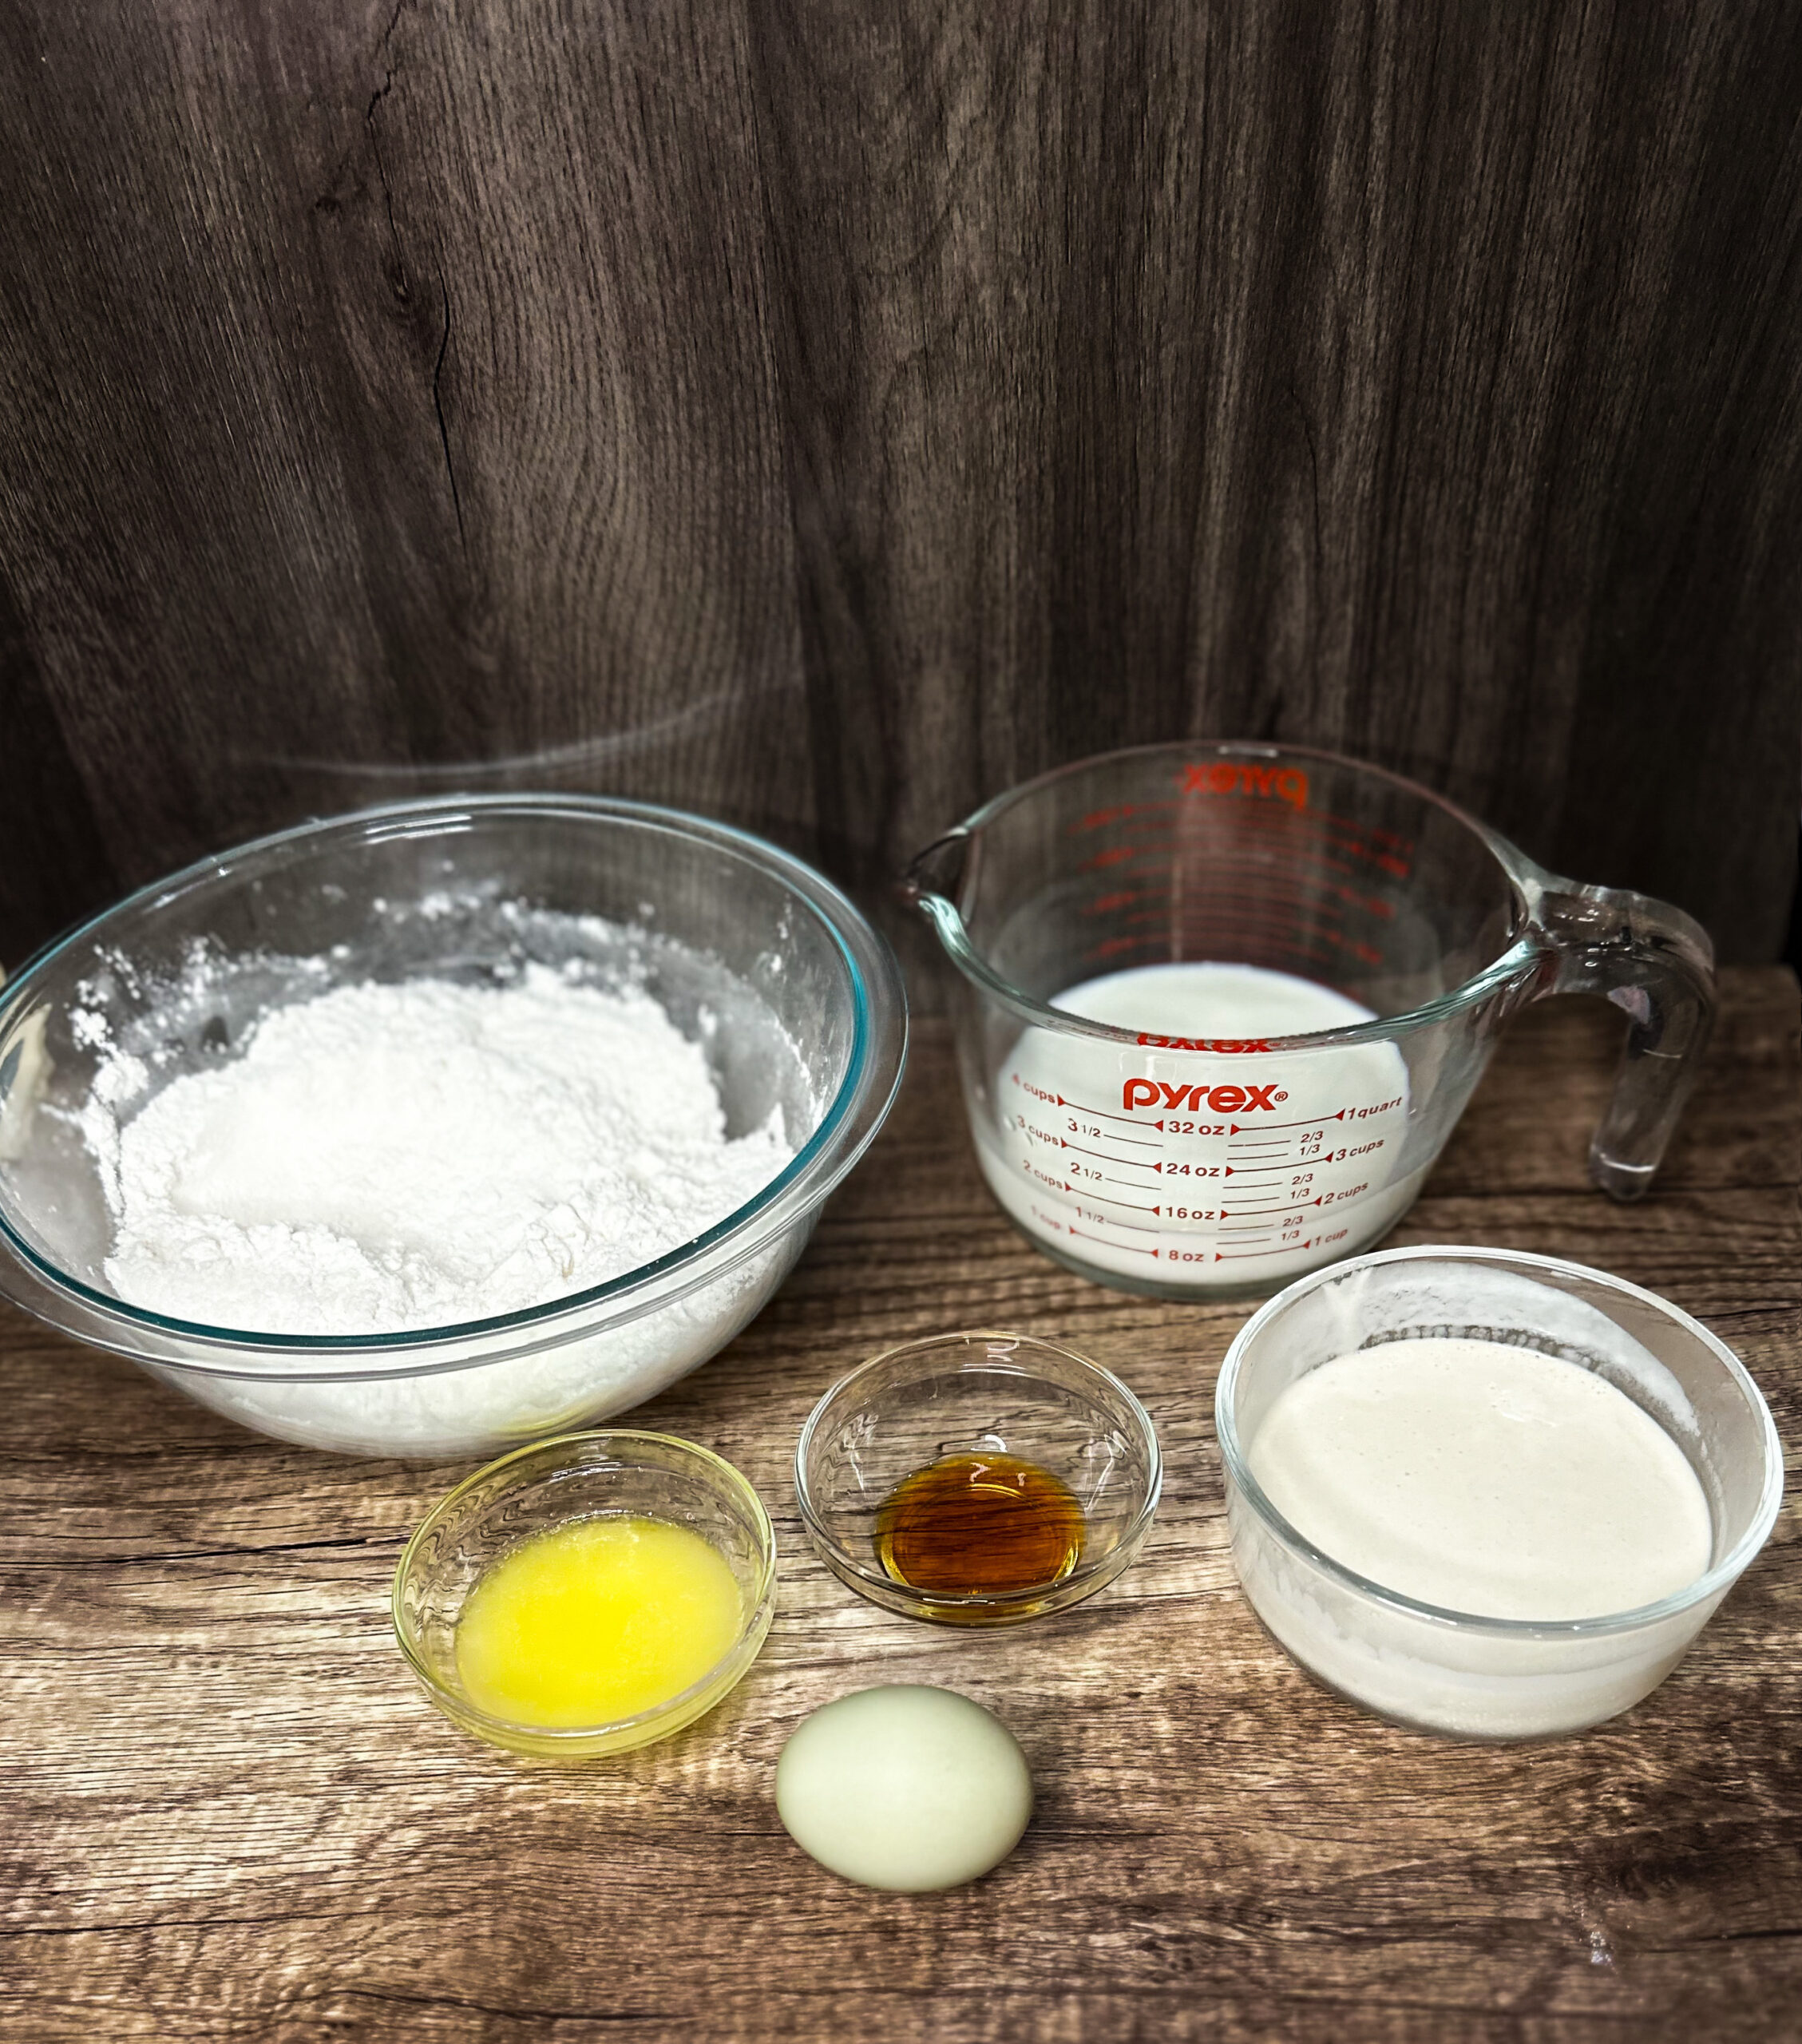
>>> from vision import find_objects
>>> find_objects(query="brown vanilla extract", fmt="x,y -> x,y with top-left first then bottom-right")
874,1452 -> 1086,1598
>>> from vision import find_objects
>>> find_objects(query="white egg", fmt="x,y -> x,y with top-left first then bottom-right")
774,1685 -> 1033,1892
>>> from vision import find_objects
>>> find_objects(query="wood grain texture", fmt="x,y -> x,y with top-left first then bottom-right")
2,2 -> 1800,969
0,967 -> 1796,2042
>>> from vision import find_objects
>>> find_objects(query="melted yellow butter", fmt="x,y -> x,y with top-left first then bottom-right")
455,1515 -> 743,1729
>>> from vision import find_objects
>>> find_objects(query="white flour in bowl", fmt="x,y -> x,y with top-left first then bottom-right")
78,963 -> 793,1337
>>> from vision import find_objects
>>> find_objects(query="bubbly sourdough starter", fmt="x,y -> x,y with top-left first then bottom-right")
1246,1337 -> 1713,1620
982,962 -> 1416,1287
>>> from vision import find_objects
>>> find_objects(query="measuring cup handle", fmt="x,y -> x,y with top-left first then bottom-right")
1530,874 -> 1717,1201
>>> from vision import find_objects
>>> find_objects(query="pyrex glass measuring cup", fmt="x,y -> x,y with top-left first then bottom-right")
905,743 -> 1714,1298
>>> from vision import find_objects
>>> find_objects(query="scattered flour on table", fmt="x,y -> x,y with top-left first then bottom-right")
77,965 -> 794,1336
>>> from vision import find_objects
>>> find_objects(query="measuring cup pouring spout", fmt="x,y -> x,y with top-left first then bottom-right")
907,743 -> 1716,1301
899,829 -> 974,934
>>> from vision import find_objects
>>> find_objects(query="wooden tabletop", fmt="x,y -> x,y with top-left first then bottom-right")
3,969 -> 1797,2042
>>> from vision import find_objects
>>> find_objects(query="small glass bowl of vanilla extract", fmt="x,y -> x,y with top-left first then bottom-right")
794,1332 -> 1162,1626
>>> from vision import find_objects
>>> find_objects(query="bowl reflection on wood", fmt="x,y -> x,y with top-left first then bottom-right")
0,797 -> 906,1458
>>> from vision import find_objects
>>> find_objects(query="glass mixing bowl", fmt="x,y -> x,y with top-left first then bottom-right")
0,797 -> 906,1457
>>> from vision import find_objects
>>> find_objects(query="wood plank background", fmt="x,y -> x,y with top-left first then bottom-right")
1,972 -> 1796,2042
2,0 -> 1801,969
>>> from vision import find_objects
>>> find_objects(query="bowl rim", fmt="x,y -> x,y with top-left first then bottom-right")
1214,1243 -> 1787,1639
0,794 -> 908,1371
391,1427 -> 777,1749
793,1328 -> 1164,1611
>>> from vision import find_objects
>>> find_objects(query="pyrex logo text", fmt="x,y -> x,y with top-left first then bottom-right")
1123,1079 -> 1281,1114
1137,1033 -> 1272,1052
1182,761 -> 1309,810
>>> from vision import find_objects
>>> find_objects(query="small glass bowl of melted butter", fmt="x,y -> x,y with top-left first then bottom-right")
394,1430 -> 776,1757
796,1332 -> 1162,1625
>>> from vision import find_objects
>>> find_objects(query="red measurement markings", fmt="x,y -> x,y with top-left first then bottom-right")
1156,889 -> 1356,922
1112,825 -> 1403,890
1345,889 -> 1396,921
1162,911 -> 1352,949
1063,1139 -> 1157,1165
1027,1112 -> 1163,1151
1071,1207 -> 1161,1234
1168,926 -> 1363,963
1242,1100 -> 1400,1132
1082,1192 -> 1162,1214
1028,1161 -> 1176,1221
1066,1226 -> 1162,1259
1058,1217 -> 1337,1267
1188,795 -> 1416,866
1082,838 -> 1381,893
1067,798 -> 1178,837
1106,794 -> 1415,863
1010,1079 -> 1147,1126
1160,865 -> 1397,923
1171,918 -> 1383,966
1192,850 -> 1391,893
1124,907 -> 1178,929
1073,1115 -> 1230,1139
1063,1099 -> 1147,1124
1316,810 -> 1413,853
1169,929 -> 1353,965
1166,915 -> 1380,954
1154,848 -> 1364,893
1080,869 -> 1394,938
1222,800 -> 1411,853
1080,928 -> 1383,976
1081,887 -> 1162,917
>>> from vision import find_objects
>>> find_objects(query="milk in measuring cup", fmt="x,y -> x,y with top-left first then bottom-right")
980,964 -> 1418,1287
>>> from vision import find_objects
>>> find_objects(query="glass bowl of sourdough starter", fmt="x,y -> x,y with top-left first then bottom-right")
0,797 -> 906,1457
1216,1246 -> 1784,1740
